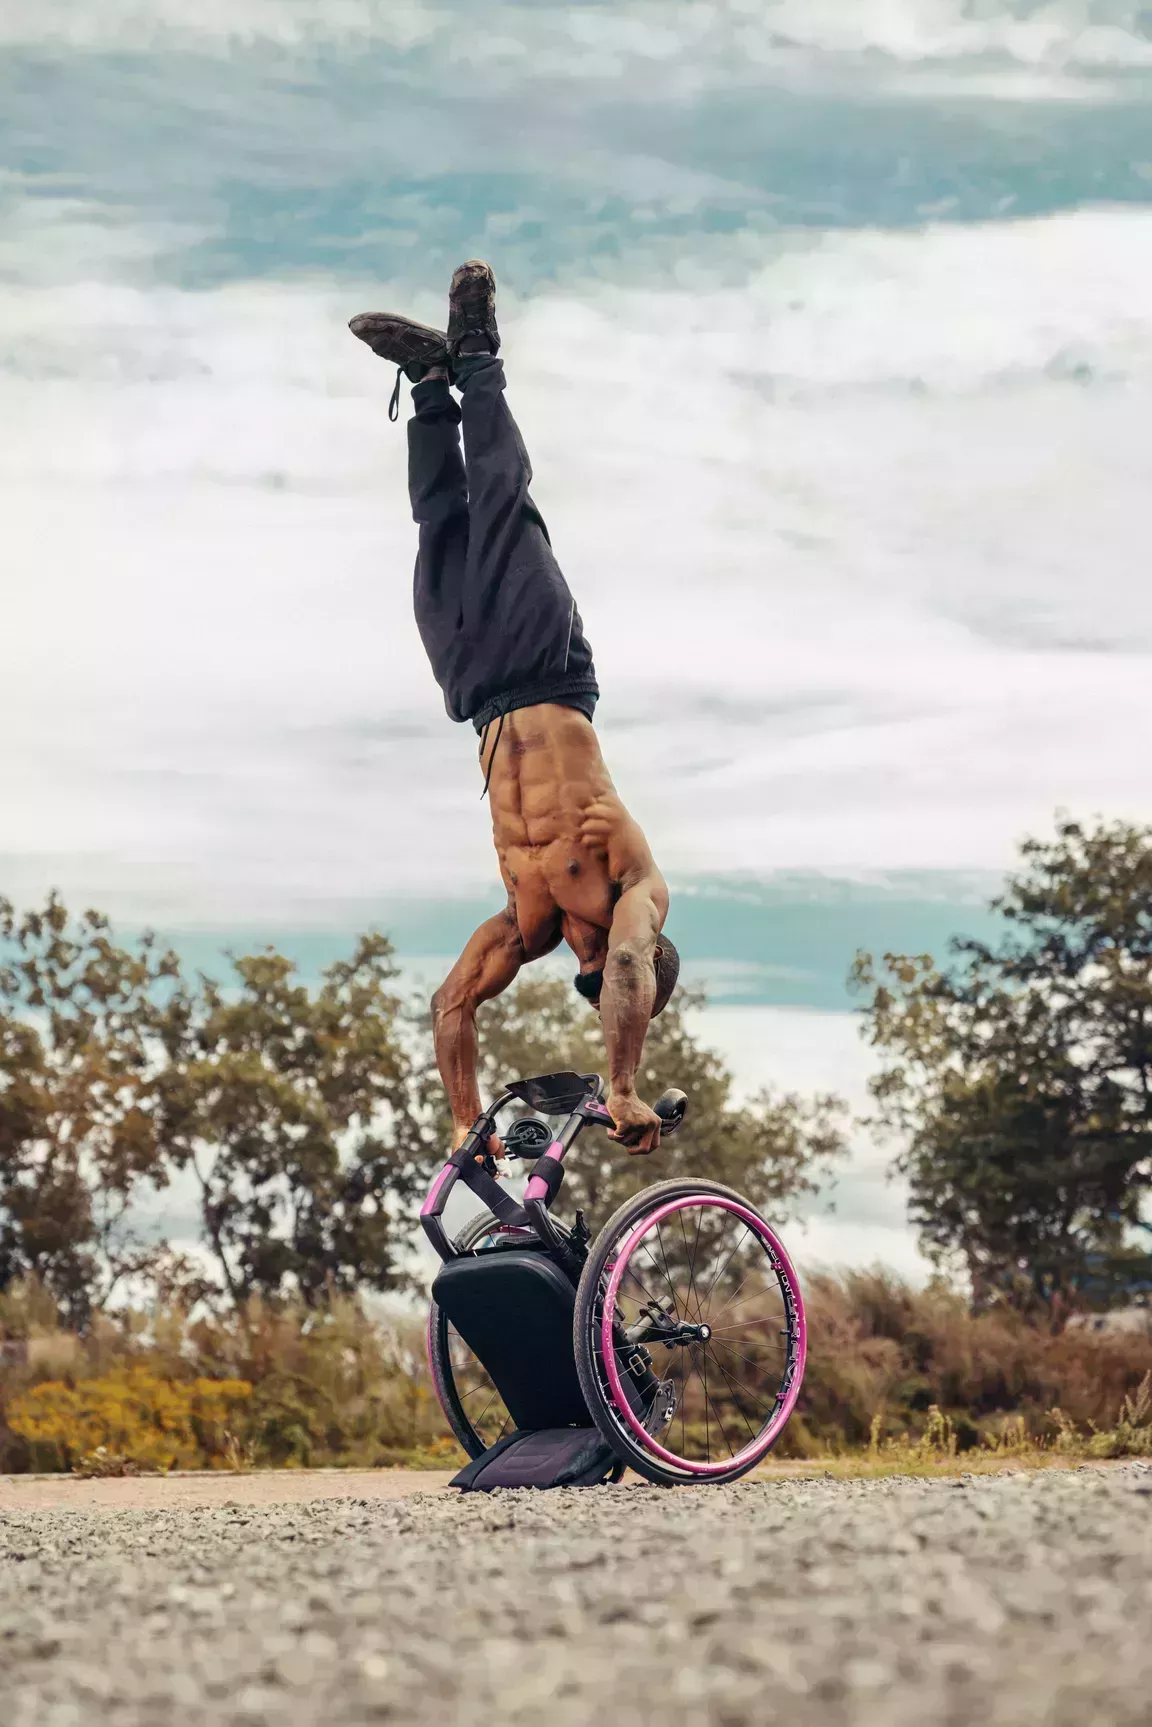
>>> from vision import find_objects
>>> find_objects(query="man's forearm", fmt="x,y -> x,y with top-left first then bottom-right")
430,910 -> 526,1146
599,940 -> 656,1100
431,993 -> 483,1138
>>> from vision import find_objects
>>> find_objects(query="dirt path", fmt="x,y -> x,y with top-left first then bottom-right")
0,1468 -> 455,1513
3,1463 -> 1150,1725
0,1454 -> 1093,1513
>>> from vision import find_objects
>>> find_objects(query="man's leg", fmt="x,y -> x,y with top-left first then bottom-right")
407,376 -> 471,717
453,352 -> 597,705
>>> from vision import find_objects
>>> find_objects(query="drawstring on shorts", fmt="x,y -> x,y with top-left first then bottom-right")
479,709 -> 507,800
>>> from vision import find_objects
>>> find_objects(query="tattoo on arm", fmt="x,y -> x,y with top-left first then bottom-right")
599,876 -> 667,1099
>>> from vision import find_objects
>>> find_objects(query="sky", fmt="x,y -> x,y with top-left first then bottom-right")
4,1 -> 1152,1275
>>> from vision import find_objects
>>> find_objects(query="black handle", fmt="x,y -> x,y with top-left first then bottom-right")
653,1088 -> 688,1136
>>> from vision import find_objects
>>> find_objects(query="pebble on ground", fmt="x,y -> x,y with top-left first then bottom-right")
2,1464 -> 1151,1726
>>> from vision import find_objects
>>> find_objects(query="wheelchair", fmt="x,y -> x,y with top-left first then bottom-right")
422,1070 -> 808,1490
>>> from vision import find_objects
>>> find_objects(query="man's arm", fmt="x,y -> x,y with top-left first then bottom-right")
600,871 -> 670,1155
431,909 -> 526,1152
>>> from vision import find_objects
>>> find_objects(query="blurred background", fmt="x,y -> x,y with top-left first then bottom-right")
4,1 -> 1152,1280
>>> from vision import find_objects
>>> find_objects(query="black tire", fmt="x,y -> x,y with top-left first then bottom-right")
573,1179 -> 803,1487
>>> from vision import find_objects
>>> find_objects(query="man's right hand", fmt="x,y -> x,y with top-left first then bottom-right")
605,1092 -> 662,1155
451,1122 -> 505,1162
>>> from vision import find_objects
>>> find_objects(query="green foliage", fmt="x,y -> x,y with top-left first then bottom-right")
0,894 -> 182,1324
463,974 -> 847,1224
155,936 -> 433,1307
1,896 -> 845,1327
852,819 -> 1152,1309
1084,1372 -> 1152,1458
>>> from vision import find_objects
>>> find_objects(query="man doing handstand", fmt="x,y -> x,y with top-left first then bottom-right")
350,262 -> 678,1156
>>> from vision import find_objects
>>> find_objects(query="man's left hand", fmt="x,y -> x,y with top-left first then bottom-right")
605,1092 -> 662,1155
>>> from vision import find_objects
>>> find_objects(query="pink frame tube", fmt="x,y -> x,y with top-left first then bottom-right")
524,1141 -> 565,1203
599,1193 -> 807,1477
420,1161 -> 456,1217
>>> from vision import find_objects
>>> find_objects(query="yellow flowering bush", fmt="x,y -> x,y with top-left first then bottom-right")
8,1366 -> 252,1473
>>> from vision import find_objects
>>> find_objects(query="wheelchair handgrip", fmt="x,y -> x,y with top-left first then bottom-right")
653,1088 -> 688,1135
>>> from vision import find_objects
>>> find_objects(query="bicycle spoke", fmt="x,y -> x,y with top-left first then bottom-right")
709,1318 -> 788,1338
707,1348 -> 776,1431
692,1344 -> 738,1461
678,1210 -> 704,1325
619,1260 -> 664,1314
715,1291 -> 787,1326
710,1264 -> 780,1323
652,1222 -> 683,1317
468,1386 -> 501,1432
637,1234 -> 679,1309
710,1336 -> 781,1376
699,1223 -> 753,1312
678,1346 -> 708,1465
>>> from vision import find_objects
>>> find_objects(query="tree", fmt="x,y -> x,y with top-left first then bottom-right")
853,819 -> 1152,1310
2,895 -> 845,1323
421,972 -> 847,1226
0,896 -> 181,1324
157,936 -> 435,1306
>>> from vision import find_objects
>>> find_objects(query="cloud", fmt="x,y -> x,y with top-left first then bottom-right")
3,193 -> 1152,919
4,0 -> 1152,80
693,1003 -> 934,1278
4,7 -> 1152,287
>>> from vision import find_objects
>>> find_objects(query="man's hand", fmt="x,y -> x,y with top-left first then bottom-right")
451,1122 -> 504,1162
605,1092 -> 662,1155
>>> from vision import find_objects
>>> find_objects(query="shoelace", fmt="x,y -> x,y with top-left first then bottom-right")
388,367 -> 403,422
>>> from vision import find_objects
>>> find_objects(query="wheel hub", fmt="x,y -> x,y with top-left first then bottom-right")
631,1307 -> 713,1349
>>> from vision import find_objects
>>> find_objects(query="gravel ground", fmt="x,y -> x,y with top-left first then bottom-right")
2,1463 -> 1150,1727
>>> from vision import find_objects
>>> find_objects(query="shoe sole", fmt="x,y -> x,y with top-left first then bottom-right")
348,312 -> 449,367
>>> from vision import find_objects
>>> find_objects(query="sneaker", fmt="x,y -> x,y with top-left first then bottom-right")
446,260 -> 500,358
348,312 -> 450,420
347,312 -> 449,377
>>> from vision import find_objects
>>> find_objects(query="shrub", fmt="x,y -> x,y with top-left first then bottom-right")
8,1366 -> 252,1473
784,1267 -> 1152,1456
3,1270 -> 1150,1474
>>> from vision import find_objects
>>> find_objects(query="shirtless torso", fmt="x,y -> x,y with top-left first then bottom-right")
431,703 -> 671,1155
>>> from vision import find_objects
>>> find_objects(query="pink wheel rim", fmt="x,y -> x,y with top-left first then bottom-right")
598,1193 -> 807,1476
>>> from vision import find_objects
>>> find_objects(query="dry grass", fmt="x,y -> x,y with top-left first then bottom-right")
782,1269 -> 1152,1459
1,1271 -> 1150,1477
0,1290 -> 451,1474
